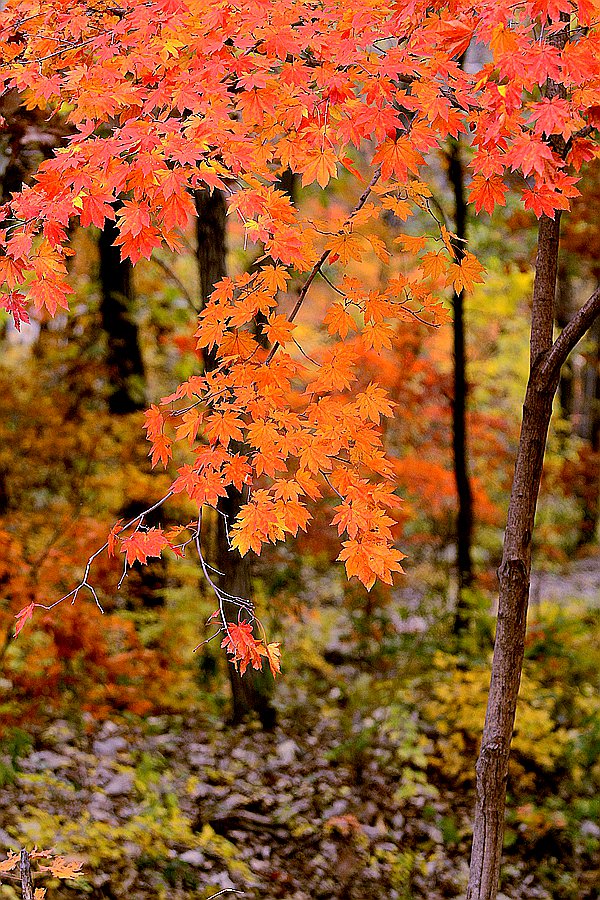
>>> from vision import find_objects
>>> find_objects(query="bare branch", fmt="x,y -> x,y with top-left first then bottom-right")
36,490 -> 174,613
150,254 -> 198,312
537,285 -> 600,388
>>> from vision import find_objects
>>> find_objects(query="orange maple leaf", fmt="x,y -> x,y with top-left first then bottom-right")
468,174 -> 508,215
449,252 -> 485,294
324,302 -> 357,339
0,852 -> 19,873
300,147 -> 338,188
39,857 -> 84,879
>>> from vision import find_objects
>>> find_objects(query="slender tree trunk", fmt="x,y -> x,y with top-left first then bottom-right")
20,850 -> 34,900
466,215 -> 563,899
195,189 -> 275,727
555,263 -> 575,420
575,320 -> 600,546
447,135 -> 474,631
555,264 -> 600,545
98,217 -> 146,414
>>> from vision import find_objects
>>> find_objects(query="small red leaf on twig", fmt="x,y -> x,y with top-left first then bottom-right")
107,518 -> 124,557
120,528 -> 168,565
14,602 -> 35,638
221,621 -> 265,675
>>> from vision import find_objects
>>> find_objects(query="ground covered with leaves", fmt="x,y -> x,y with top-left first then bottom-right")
1,569 -> 600,900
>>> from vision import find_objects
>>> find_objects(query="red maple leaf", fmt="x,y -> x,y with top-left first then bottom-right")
120,528 -> 168,565
14,601 -> 35,638
221,621 -> 265,675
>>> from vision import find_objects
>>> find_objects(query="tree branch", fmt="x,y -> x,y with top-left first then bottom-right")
537,285 -> 600,388
264,166 -> 381,365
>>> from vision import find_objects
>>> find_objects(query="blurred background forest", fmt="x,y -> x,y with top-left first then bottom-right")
1,98 -> 600,900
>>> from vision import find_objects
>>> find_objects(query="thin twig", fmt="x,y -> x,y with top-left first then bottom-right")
151,255 -> 198,312
35,490 -> 174,613
265,167 -> 382,365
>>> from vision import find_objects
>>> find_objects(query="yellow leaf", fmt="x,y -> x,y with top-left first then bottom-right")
325,233 -> 364,264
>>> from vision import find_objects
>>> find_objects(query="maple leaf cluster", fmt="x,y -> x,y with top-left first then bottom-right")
0,0 -> 599,611
221,621 -> 282,677
0,848 -> 84,900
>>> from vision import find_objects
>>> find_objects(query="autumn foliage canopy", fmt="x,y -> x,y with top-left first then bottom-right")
1,0 -> 600,665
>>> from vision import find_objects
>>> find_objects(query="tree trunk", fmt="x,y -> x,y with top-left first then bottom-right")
447,135 -> 474,631
466,214 -> 563,899
555,262 -> 575,421
98,217 -> 146,415
195,189 -> 275,727
218,486 -> 277,728
250,170 -> 299,348
555,264 -> 600,545
20,850 -> 34,900
99,215 -> 167,606
574,318 -> 600,546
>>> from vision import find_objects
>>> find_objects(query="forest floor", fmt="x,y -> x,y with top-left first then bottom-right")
1,560 -> 599,900
531,551 -> 600,607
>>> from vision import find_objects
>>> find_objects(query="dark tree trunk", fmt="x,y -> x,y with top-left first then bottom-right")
195,189 -> 275,728
217,486 -> 276,728
99,218 -> 146,414
555,263 -> 575,420
466,215 -> 600,899
250,170 -> 299,348
576,318 -> 600,546
99,215 -> 165,606
447,135 -> 474,631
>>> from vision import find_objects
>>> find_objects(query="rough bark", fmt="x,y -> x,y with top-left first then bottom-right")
195,189 -> 275,728
20,850 -> 34,900
466,214 -> 560,900
466,216 -> 600,899
447,135 -> 474,631
98,217 -> 146,415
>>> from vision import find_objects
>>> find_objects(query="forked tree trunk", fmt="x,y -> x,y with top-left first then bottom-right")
466,215 -> 600,899
195,189 -> 275,727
